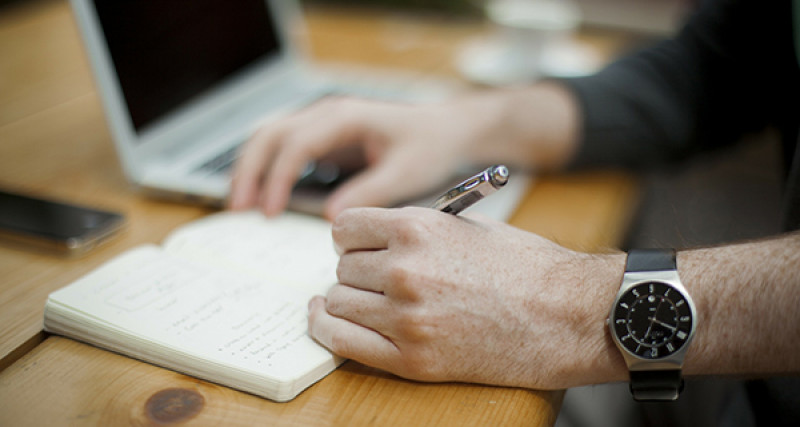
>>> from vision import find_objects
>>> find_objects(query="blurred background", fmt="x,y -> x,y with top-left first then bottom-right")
307,0 -> 690,34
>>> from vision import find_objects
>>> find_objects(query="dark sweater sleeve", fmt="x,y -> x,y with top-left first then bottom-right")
562,0 -> 796,169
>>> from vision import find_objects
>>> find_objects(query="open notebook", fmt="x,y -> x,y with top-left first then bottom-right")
44,212 -> 341,402
43,170 -> 530,401
44,212 -> 342,401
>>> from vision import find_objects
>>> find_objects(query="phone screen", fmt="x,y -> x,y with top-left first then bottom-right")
0,190 -> 125,253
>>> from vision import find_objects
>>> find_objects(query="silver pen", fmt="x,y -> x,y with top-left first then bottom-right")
430,165 -> 509,215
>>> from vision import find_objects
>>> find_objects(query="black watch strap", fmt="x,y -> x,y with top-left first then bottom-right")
626,249 -> 676,272
629,370 -> 684,402
624,249 -> 684,402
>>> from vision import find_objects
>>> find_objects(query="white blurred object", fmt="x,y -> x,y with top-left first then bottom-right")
456,0 -> 600,86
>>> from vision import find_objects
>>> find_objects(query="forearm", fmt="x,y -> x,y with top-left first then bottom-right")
312,206 -> 800,391
679,232 -> 800,377
581,232 -> 800,387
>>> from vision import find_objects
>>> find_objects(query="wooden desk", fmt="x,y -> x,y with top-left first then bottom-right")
0,0 -> 639,425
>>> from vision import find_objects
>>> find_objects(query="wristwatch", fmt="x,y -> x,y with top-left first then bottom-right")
608,249 -> 697,401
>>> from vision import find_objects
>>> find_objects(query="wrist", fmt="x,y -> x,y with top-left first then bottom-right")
609,249 -> 698,401
455,83 -> 580,171
570,251 -> 629,386
674,249 -> 708,376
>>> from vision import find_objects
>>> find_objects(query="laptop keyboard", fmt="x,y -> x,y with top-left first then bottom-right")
196,144 -> 240,175
193,85 -> 412,177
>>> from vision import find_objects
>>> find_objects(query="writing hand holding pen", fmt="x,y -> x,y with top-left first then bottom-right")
306,170 -> 624,390
307,164 -> 614,389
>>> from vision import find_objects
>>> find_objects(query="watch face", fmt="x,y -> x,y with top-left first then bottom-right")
611,281 -> 693,360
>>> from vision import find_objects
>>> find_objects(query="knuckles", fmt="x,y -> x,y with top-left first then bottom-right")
384,258 -> 427,301
313,97 -> 370,131
331,206 -> 442,252
392,306 -> 438,343
389,209 -> 433,247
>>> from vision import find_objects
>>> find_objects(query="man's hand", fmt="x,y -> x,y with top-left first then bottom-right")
229,98 -> 477,219
228,83 -> 581,220
308,206 -> 627,389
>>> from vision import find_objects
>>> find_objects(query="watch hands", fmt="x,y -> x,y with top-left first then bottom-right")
643,299 -> 665,339
648,317 -> 677,331
643,323 -> 654,339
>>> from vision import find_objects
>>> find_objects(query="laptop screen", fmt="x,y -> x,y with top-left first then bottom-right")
93,0 -> 282,133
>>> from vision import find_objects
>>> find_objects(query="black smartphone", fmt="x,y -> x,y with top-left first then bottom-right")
0,190 -> 125,255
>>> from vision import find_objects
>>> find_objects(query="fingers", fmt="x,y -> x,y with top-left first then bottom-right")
308,296 -> 400,368
336,250 -> 392,293
229,97 -> 454,217
228,123 -> 284,210
324,283 -> 393,330
229,98 -> 368,214
259,110 -> 365,215
228,96 -> 463,218
331,207 -> 397,254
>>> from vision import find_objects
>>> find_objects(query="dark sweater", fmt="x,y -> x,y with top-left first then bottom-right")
565,0 -> 800,230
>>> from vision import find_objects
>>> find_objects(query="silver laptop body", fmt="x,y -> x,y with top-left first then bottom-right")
70,0 -> 443,207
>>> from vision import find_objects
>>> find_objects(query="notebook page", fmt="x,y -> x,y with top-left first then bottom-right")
46,245 -> 335,384
162,211 -> 338,296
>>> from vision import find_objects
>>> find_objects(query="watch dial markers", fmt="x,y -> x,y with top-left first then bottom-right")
612,281 -> 694,359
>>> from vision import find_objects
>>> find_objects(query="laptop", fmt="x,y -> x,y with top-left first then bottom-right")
69,0 -> 449,209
